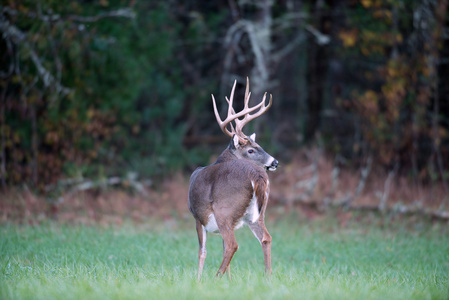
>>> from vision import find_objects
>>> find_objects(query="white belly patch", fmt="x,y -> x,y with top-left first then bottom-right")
243,190 -> 260,224
204,181 -> 262,233
204,213 -> 219,233
233,195 -> 260,230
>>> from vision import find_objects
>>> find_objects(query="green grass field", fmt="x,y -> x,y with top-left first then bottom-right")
1,215 -> 448,300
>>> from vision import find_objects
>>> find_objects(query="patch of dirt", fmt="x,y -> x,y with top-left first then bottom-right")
1,149 -> 447,225
0,174 -> 191,225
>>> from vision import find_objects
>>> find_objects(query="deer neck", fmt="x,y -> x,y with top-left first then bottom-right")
215,147 -> 238,164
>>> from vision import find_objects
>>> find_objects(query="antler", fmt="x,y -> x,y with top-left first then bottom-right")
211,77 -> 272,142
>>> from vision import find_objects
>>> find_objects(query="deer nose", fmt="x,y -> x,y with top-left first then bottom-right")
271,160 -> 278,168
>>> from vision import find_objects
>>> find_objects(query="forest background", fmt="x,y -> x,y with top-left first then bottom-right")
1,0 -> 449,222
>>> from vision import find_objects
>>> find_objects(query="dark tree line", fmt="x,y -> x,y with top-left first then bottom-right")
1,0 -> 448,193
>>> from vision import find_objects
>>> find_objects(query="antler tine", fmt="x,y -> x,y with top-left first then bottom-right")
213,80 -> 265,138
212,78 -> 272,140
235,93 -> 273,136
227,80 -> 236,120
245,93 -> 272,121
244,77 -> 250,109
226,91 -> 264,133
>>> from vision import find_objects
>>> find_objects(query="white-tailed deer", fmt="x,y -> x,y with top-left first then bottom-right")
188,78 -> 278,280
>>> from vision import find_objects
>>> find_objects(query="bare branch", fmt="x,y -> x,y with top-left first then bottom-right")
294,148 -> 321,202
378,167 -> 396,211
271,32 -> 306,62
226,20 -> 269,85
45,173 -> 150,197
323,155 -> 342,207
38,4 -> 63,85
65,8 -> 136,23
221,21 -> 247,98
2,6 -> 135,23
305,25 -> 330,45
28,44 -> 71,95
1,4 -> 135,98
352,156 -> 372,203
334,156 -> 372,207
0,17 -> 71,96
272,12 -> 309,28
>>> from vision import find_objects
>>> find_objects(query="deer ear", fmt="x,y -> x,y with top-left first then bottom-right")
231,134 -> 240,149
249,133 -> 256,141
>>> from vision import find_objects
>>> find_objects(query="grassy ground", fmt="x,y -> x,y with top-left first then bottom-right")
1,214 -> 448,300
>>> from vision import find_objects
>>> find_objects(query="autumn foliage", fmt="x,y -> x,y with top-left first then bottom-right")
1,0 -> 448,196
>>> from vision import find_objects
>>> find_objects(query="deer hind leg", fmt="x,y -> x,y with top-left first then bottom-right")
196,220 -> 207,281
226,264 -> 231,280
248,221 -> 272,275
216,225 -> 238,278
222,240 -> 232,280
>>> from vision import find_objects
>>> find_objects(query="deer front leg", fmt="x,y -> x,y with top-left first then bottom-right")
196,220 -> 207,281
216,227 -> 238,278
248,221 -> 272,275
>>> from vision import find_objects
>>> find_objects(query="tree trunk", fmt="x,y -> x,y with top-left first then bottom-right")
304,0 -> 332,142
30,99 -> 38,187
249,0 -> 273,134
0,82 -> 6,189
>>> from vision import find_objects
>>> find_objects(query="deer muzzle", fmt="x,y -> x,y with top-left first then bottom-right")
265,158 -> 278,171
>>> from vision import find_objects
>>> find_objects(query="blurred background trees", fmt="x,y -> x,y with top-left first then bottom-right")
1,0 -> 448,196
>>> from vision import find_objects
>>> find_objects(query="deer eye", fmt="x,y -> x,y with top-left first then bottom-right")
248,149 -> 255,154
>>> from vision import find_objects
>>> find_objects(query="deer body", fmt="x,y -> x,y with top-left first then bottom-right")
188,79 -> 277,280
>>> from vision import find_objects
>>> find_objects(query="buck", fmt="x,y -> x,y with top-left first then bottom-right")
188,78 -> 278,280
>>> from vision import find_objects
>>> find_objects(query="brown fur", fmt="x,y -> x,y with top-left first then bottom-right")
188,139 -> 274,280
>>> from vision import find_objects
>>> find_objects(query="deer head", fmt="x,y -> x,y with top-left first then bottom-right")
212,78 -> 278,171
